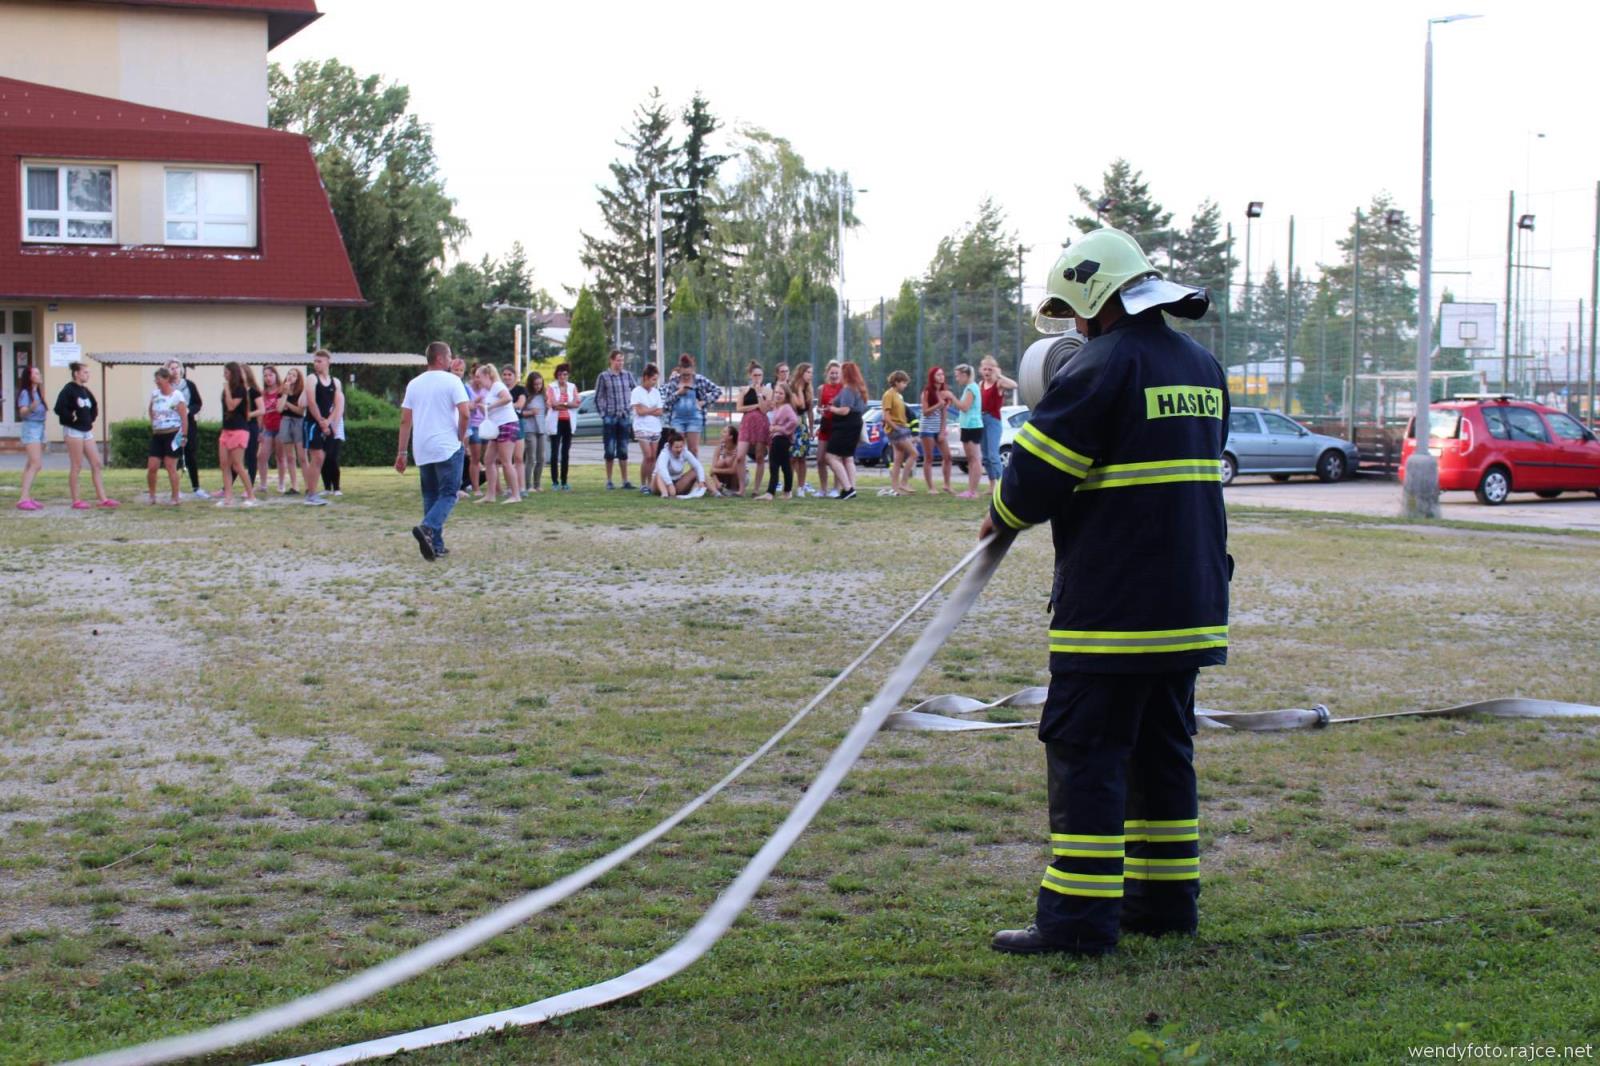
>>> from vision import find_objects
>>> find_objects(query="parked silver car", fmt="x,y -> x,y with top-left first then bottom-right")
1223,406 -> 1358,485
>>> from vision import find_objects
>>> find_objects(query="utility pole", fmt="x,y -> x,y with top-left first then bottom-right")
1590,180 -> 1600,427
1348,208 -> 1362,440
1284,216 -> 1296,414
1503,191 -> 1514,393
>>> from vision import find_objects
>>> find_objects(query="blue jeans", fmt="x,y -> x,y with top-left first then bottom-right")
418,447 -> 464,550
601,416 -> 631,461
981,413 -> 1003,481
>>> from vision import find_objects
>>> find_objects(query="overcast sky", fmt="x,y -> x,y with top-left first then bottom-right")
279,0 -> 1600,357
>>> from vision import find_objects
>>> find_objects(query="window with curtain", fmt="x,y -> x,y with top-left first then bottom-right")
23,165 -> 115,242
164,169 -> 256,247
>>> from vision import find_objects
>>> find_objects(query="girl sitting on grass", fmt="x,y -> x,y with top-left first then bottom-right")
652,428 -> 707,499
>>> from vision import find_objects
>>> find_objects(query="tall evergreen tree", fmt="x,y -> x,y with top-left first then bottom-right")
565,288 -> 608,388
1072,158 -> 1172,260
1320,194 -> 1419,373
674,92 -> 730,276
579,89 -> 680,320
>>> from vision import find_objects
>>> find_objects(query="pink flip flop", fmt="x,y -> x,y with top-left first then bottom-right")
15,500 -> 42,511
98,498 -> 121,509
72,500 -> 93,510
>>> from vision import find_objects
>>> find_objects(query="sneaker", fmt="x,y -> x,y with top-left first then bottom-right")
685,485 -> 707,499
435,545 -> 450,557
193,488 -> 211,500
241,499 -> 259,508
838,488 -> 857,500
824,489 -> 840,498
215,499 -> 232,508
639,486 -> 651,495
304,495 -> 329,507
622,481 -> 637,490
412,525 -> 437,561
284,488 -> 300,496
329,490 -> 343,497
606,481 -> 616,490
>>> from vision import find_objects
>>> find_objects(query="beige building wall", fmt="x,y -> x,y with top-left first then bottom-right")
2,1 -> 269,126
16,302 -> 308,442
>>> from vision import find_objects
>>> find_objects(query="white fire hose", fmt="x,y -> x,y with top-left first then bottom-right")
63,528 -> 1600,1066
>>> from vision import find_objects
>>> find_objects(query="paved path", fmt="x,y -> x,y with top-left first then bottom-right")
1225,475 -> 1600,533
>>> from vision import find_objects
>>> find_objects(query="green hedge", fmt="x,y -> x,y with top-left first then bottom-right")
110,419 -> 404,468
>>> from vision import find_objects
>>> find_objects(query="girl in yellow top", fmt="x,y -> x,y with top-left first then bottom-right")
882,370 -> 917,496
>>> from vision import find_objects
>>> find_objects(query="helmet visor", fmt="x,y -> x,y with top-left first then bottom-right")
1033,295 -> 1077,335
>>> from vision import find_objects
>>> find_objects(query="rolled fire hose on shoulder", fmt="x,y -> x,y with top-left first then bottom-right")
66,536 -> 1013,1066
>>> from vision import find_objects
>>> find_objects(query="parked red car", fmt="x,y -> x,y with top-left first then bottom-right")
1400,396 -> 1600,505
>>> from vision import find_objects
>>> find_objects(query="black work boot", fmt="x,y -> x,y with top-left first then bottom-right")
991,923 -> 1115,957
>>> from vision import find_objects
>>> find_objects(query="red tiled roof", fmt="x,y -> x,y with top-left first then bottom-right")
0,78 -> 364,308
63,0 -> 321,48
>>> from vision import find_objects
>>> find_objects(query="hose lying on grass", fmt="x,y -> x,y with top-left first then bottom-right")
65,526 -> 1600,1066
882,691 -> 1600,733
65,536 -> 1012,1066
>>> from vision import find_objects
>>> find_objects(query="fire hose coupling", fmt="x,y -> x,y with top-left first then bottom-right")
1312,704 -> 1331,728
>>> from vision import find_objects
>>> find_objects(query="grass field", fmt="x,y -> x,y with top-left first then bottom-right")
3,466 -> 1599,1065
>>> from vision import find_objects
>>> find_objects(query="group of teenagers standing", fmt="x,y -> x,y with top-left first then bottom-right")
10,352 -> 349,511
138,351 -> 347,507
606,350 -> 1019,502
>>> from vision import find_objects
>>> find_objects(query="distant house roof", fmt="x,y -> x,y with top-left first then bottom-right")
0,77 -> 363,308
63,0 -> 322,48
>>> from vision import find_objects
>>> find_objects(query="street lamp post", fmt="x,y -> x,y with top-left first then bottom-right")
654,187 -> 693,367
836,177 -> 867,364
1404,12 -> 1481,519
1244,202 -> 1263,401
484,301 -> 538,377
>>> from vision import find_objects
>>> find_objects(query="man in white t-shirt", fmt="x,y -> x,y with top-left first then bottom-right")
396,341 -> 471,561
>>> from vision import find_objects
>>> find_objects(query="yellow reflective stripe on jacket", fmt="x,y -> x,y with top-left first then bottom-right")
1040,867 -> 1124,898
1050,832 -> 1125,859
991,481 -> 1029,530
1049,626 -> 1228,656
1016,423 -> 1092,479
1076,458 -> 1222,491
1124,856 -> 1200,880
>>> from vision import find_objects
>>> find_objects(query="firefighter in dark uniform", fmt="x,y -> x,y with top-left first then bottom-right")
979,227 -> 1231,956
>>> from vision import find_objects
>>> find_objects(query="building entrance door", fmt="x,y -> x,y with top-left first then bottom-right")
1,308 -> 38,430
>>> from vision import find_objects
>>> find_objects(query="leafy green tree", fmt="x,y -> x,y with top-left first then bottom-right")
580,89 -> 680,320
883,280 -> 920,367
1072,158 -> 1172,259
269,58 -> 466,369
713,128 -> 851,315
430,243 -> 556,367
565,288 -> 608,388
922,197 -> 1023,298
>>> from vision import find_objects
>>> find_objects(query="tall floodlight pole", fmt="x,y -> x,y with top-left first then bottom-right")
1404,13 -> 1480,519
654,187 -> 693,368
1590,180 -> 1599,427
836,178 -> 867,363
1245,202 -> 1263,401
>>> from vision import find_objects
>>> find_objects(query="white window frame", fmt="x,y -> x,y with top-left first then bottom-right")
22,163 -> 117,245
163,167 -> 257,248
